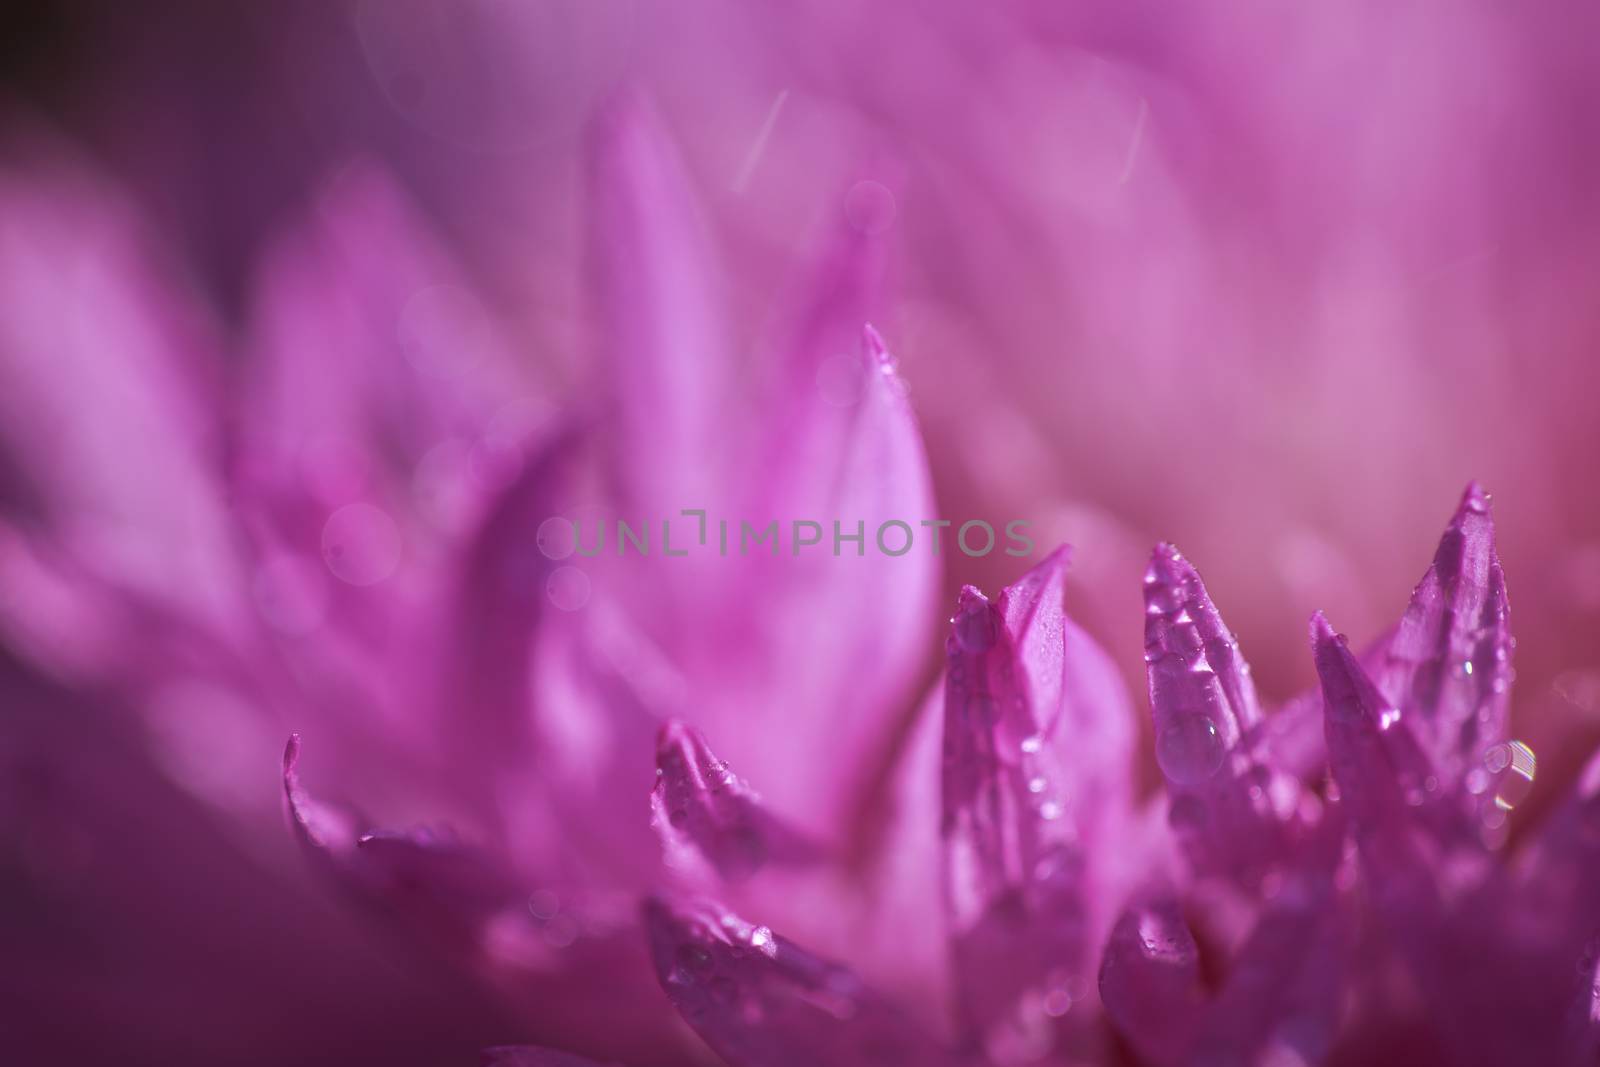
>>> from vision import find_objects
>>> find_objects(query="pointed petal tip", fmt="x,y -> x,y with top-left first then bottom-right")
954,584 -> 990,612
1310,611 -> 1337,645
862,322 -> 886,357
1036,542 -> 1072,572
283,733 -> 302,774
1143,541 -> 1202,597
655,718 -> 697,757
1459,480 -> 1491,515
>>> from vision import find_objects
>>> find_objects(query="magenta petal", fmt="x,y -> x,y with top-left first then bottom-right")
239,161 -> 533,527
282,733 -> 360,858
697,324 -> 940,832
588,97 -> 729,517
0,153 -> 242,647
1189,817 -> 1345,1067
1374,482 -> 1513,798
286,737 -> 689,1060
1314,613 -> 1451,899
283,735 -> 517,920
643,895 -> 961,1067
1567,941 -> 1600,1066
1313,614 -> 1541,1062
1096,897 -> 1203,1067
651,721 -> 819,884
441,430 -> 579,774
1143,545 -> 1304,889
942,547 -> 1133,1061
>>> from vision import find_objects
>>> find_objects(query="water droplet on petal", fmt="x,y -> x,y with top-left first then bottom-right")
1155,715 -> 1224,785
322,503 -> 402,586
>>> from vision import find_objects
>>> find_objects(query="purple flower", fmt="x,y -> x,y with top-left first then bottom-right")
4,7 -> 1600,1064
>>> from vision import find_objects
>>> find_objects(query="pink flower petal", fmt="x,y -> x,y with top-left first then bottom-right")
1101,821 -> 1344,1067
942,547 -> 1133,1062
651,720 -> 820,884
1373,482 -> 1513,802
588,96 -> 730,519
1144,545 -> 1307,889
1097,896 -> 1203,1066
1188,815 -> 1346,1067
0,148 -> 243,653
285,736 -> 690,1062
1257,483 -> 1512,802
644,895 -> 963,1067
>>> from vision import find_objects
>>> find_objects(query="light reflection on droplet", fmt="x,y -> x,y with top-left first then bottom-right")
527,889 -> 560,920
547,565 -> 591,612
1488,740 -> 1537,810
536,517 -> 577,560
398,284 -> 488,380
1155,715 -> 1224,785
322,502 -> 403,586
413,438 -> 476,531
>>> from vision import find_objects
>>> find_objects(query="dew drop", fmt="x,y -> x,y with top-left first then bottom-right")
1155,715 -> 1224,785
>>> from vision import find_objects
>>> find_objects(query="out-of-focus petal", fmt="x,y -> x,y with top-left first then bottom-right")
0,145 -> 243,652
651,720 -> 820,884
942,547 -> 1133,1063
643,895 -> 962,1067
1188,814 -> 1346,1067
588,96 -> 729,517
1097,897 -> 1203,1066
1566,940 -> 1600,1067
284,736 -> 694,1064
1314,613 -> 1553,1066
1144,545 -> 1307,890
238,160 -> 537,540
1101,818 -> 1344,1067
690,325 -> 940,833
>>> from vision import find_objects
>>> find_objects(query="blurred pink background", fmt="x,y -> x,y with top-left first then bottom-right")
3,1 -> 1599,1062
